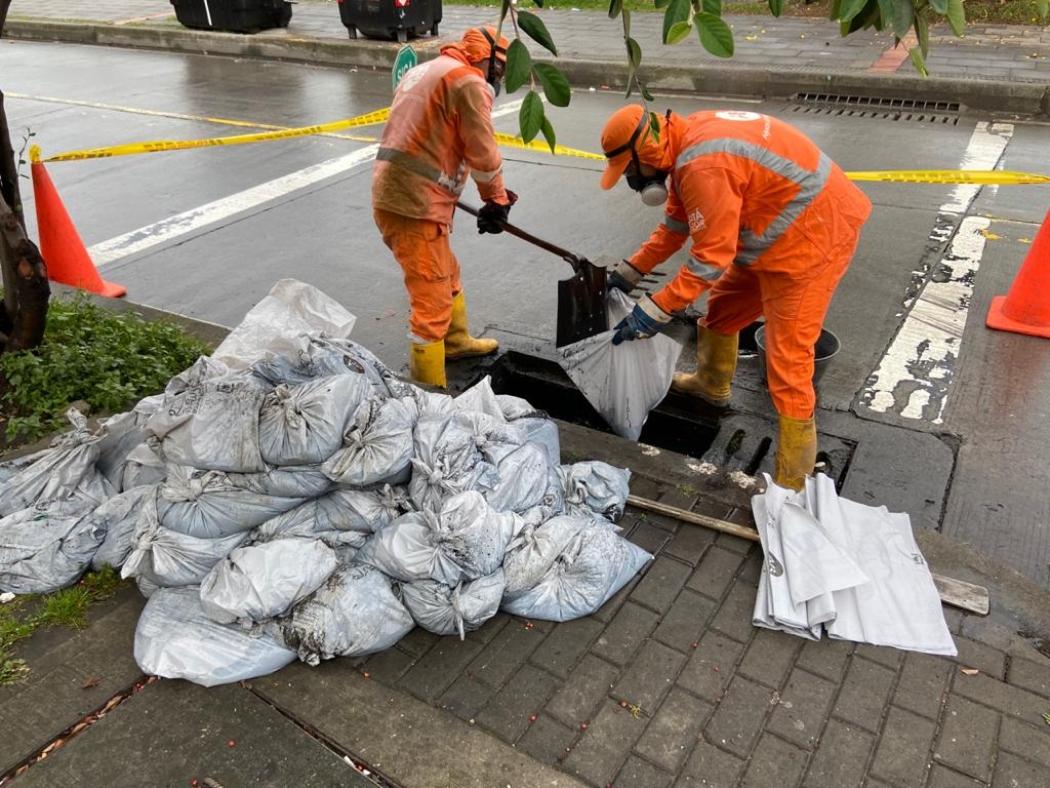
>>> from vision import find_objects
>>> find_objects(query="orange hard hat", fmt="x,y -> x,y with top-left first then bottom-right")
600,105 -> 660,190
462,26 -> 509,64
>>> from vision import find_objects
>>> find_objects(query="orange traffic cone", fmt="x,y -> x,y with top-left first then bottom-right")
986,209 -> 1050,339
31,157 -> 126,299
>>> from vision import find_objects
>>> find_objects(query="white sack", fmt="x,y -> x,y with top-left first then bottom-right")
253,487 -> 406,549
0,501 -> 106,594
557,290 -> 680,440
502,518 -> 652,622
322,396 -> 418,486
211,279 -> 357,371
89,485 -> 154,571
119,442 -> 167,491
401,570 -> 505,638
258,375 -> 370,466
227,464 -> 335,499
199,538 -> 338,626
502,515 -> 593,597
484,442 -> 558,515
561,461 -> 631,522
357,491 -> 520,586
280,564 -> 414,666
134,586 -> 296,687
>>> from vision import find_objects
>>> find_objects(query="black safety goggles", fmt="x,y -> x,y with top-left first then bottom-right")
479,28 -> 508,86
603,109 -> 650,178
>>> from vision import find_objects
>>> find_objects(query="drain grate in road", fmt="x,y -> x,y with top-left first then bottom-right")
791,93 -> 960,124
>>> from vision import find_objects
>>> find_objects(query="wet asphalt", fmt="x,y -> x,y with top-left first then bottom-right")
3,38 -> 1049,585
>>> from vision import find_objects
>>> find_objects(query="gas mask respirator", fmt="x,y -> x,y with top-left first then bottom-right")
480,29 -> 505,98
605,109 -> 669,207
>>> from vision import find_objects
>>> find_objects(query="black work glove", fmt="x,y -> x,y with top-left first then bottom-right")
477,190 -> 517,235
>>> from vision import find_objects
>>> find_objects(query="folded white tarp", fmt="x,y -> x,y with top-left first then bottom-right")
751,474 -> 956,656
557,290 -> 681,441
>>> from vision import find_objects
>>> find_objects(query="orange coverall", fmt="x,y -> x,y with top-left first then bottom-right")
630,110 -> 872,419
372,36 -> 509,344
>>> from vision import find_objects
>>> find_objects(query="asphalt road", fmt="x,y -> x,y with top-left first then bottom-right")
3,38 -> 1050,585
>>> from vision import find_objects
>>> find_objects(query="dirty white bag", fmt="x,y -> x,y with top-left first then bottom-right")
118,441 -> 167,491
484,442 -> 558,515
157,465 -> 304,539
258,375 -> 370,466
0,410 -> 114,517
134,586 -> 296,687
557,290 -> 680,440
501,519 -> 652,622
322,396 -> 418,487
122,492 -> 250,588
227,464 -> 335,499
199,538 -> 338,626
357,491 -> 521,586
0,501 -> 106,594
502,515 -> 593,597
561,461 -> 631,522
401,570 -> 505,638
280,564 -> 414,666
453,376 -> 506,420
253,487 -> 406,549
89,485 -> 155,571
147,358 -> 270,473
211,279 -> 357,371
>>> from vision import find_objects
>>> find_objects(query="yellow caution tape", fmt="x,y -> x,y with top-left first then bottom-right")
845,169 -> 1050,185
38,108 -> 391,163
494,132 -> 605,161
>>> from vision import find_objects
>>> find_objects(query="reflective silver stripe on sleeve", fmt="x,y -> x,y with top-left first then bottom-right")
675,138 -> 832,265
471,166 -> 502,184
662,214 -> 690,235
377,147 -> 466,194
686,256 -> 724,282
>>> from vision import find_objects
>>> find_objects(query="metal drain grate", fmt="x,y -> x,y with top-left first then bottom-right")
792,93 -> 960,125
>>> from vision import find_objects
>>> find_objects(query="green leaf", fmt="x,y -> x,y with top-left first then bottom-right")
878,0 -> 912,38
914,9 -> 929,55
519,90 -> 544,143
504,39 -> 532,95
697,12 -> 734,57
517,11 -> 558,56
946,0 -> 965,37
540,115 -> 557,154
844,0 -> 880,33
908,46 -> 928,76
768,0 -> 783,17
1039,0 -> 1049,22
531,0 -> 543,7
654,0 -> 672,8
622,7 -> 631,37
837,0 -> 868,22
641,83 -> 655,102
648,111 -> 661,143
666,20 -> 693,45
626,36 -> 642,68
533,62 -> 571,107
608,0 -> 623,19
702,0 -> 721,14
663,0 -> 690,44
928,0 -> 946,13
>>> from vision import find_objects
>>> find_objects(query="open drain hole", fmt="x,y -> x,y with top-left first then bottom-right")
485,351 -> 723,459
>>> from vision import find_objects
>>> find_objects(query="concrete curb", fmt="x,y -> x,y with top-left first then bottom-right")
7,18 -> 1049,118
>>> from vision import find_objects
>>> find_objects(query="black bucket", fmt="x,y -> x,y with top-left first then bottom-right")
754,324 -> 840,387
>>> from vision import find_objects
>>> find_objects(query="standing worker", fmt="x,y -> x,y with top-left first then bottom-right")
600,106 -> 871,490
373,26 -> 516,388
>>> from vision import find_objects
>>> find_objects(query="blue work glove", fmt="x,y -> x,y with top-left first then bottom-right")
608,259 -> 644,294
612,295 -> 673,346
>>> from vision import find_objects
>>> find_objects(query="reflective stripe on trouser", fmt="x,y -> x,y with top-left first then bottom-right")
702,226 -> 862,419
374,208 -> 462,343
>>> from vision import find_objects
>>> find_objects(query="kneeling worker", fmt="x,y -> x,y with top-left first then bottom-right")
600,106 -> 871,490
373,26 -> 516,388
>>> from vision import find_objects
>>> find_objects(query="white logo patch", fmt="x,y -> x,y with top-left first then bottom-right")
688,208 -> 706,233
715,110 -> 761,122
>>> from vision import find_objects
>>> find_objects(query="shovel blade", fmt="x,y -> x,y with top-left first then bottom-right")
556,261 -> 609,348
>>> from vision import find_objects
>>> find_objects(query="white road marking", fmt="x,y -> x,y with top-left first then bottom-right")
862,121 -> 1013,423
91,98 -> 527,269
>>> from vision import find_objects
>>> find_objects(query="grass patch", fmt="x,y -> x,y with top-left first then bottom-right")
0,568 -> 126,685
0,297 -> 209,443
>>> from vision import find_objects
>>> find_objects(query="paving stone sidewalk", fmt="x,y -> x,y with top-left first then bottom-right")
10,0 -> 1050,85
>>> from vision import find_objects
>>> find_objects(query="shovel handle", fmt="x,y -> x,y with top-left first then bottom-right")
456,201 -> 582,273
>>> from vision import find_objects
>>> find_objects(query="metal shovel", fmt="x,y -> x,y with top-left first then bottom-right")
456,201 -> 609,348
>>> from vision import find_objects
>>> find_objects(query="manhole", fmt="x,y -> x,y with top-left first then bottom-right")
791,92 -> 960,125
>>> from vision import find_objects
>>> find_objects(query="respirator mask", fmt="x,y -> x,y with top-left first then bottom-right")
605,109 -> 669,207
480,28 -> 506,99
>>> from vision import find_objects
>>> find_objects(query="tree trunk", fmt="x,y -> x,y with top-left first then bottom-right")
0,0 -> 50,354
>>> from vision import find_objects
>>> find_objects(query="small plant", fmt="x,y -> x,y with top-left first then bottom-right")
36,587 -> 93,630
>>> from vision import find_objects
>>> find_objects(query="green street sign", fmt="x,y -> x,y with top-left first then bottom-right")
392,45 -> 418,91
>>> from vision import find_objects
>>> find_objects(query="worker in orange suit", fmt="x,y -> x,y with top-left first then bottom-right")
372,26 -> 515,388
600,105 -> 871,490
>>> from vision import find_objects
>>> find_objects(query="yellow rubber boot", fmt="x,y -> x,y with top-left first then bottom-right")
445,292 -> 499,360
409,340 -> 447,388
671,325 -> 738,407
773,415 -> 817,491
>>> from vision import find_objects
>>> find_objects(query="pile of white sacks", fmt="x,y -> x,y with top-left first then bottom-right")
0,282 -> 652,686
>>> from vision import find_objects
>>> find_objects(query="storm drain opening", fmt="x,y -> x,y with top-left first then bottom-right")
791,92 -> 960,125
484,350 -> 724,459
